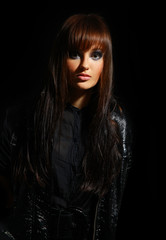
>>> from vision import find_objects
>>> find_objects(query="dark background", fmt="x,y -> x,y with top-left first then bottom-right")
0,1 -> 156,239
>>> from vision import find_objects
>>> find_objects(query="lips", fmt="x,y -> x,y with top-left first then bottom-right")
76,73 -> 91,81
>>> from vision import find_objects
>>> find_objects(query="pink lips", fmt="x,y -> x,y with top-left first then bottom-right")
76,73 -> 91,81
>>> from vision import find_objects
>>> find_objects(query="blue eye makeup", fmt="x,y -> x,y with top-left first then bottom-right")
68,49 -> 103,60
91,50 -> 103,60
68,51 -> 81,59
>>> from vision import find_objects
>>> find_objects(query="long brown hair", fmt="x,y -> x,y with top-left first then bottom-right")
14,14 -> 122,196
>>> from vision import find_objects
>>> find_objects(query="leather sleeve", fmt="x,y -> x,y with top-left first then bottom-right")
113,106 -> 132,200
95,107 -> 133,240
0,104 -> 25,177
0,110 -> 13,177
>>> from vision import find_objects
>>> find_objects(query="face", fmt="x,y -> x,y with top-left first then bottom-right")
66,46 -> 104,92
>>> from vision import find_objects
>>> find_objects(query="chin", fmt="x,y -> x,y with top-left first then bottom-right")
75,82 -> 97,90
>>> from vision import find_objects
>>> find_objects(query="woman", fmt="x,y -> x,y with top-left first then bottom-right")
0,14 -> 132,240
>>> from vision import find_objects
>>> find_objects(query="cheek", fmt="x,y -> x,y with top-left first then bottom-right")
66,59 -> 79,74
94,61 -> 104,80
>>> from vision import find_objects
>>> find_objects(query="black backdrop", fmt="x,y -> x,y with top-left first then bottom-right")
0,1 -> 156,239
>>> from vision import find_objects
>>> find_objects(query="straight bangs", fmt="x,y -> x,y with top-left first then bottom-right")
62,14 -> 111,55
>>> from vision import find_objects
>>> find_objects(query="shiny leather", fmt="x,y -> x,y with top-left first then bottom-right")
2,105 -> 132,240
50,206 -> 90,239
93,108 -> 132,240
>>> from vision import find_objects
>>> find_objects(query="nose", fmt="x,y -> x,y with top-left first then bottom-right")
80,55 -> 89,70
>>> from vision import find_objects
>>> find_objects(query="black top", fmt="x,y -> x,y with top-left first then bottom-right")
0,103 -> 97,211
51,104 -> 90,208
0,103 -> 132,240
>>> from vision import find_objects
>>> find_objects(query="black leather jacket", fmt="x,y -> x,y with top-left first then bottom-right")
0,104 -> 132,240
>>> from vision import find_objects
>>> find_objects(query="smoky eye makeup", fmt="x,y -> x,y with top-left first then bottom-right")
68,49 -> 103,60
68,50 -> 81,59
91,49 -> 103,60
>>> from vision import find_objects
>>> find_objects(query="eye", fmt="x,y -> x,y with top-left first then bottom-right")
68,51 -> 80,59
91,50 -> 103,60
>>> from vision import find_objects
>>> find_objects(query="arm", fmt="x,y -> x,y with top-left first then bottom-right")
107,106 -> 133,231
117,107 -> 132,201
0,175 -> 13,209
94,107 -> 133,240
0,110 -> 14,210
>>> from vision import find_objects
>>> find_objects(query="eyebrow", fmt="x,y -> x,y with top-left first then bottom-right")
68,47 -> 103,55
91,48 -> 102,51
90,47 -> 103,52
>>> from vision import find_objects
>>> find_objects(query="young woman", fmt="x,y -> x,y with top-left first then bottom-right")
0,14 -> 132,240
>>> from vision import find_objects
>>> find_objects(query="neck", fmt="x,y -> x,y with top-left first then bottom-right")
69,89 -> 92,109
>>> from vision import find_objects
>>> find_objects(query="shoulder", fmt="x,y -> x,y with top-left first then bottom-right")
111,103 -> 133,159
1,99 -> 33,141
4,103 -> 25,132
111,104 -> 130,133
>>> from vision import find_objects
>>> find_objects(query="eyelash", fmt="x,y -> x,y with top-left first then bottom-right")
91,51 -> 103,60
68,50 -> 103,60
